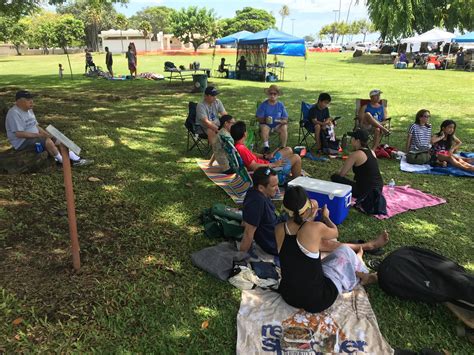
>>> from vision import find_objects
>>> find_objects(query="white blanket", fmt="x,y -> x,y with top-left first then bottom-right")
237,287 -> 394,354
399,156 -> 432,172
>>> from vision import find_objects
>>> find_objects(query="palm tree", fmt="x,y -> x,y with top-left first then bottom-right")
279,5 -> 290,31
115,14 -> 128,53
139,20 -> 152,52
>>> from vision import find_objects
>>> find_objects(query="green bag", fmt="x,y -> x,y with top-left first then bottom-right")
200,203 -> 244,240
407,150 -> 430,165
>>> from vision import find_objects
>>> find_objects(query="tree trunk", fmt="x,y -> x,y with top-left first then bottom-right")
363,33 -> 367,42
14,44 -> 21,55
144,37 -> 147,52
64,47 -> 73,80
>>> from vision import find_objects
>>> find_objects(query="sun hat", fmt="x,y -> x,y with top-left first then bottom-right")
369,89 -> 382,97
264,84 -> 282,96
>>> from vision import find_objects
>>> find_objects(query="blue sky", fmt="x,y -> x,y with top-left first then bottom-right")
114,0 -> 378,42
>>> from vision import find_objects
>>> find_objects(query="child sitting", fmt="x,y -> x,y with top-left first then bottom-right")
431,119 -> 474,172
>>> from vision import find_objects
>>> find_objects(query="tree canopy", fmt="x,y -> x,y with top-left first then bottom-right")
128,6 -> 175,39
363,0 -> 473,40
169,6 -> 219,52
220,7 -> 276,37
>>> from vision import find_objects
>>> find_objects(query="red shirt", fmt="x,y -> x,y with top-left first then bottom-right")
235,142 -> 268,169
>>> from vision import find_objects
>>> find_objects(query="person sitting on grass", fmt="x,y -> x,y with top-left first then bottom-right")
306,92 -> 338,152
208,114 -> 235,173
84,49 -> 96,73
405,109 -> 432,164
430,119 -> 474,172
5,90 -> 90,166
196,86 -> 228,146
331,129 -> 386,215
240,167 -> 390,256
230,121 -> 301,181
358,89 -> 390,149
276,186 -> 379,313
256,84 -> 289,153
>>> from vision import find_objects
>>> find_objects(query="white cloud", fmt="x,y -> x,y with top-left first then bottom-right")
265,0 -> 367,16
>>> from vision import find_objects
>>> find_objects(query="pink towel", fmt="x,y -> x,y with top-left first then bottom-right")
375,185 -> 446,220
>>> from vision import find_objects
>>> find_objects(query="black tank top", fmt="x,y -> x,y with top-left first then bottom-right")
353,148 -> 384,195
278,223 -> 338,313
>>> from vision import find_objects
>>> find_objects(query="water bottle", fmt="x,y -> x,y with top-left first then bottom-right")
388,178 -> 395,195
35,142 -> 44,153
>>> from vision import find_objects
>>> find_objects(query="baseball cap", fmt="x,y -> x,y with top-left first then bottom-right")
219,114 -> 234,129
348,129 -> 369,143
369,89 -> 382,97
15,90 -> 34,100
204,86 -> 219,96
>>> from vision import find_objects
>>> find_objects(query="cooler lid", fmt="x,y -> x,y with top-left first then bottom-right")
288,177 -> 352,197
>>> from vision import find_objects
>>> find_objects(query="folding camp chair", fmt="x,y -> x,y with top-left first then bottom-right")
185,102 -> 210,155
254,100 -> 288,152
353,99 -> 391,145
297,101 -> 314,148
222,139 -> 253,197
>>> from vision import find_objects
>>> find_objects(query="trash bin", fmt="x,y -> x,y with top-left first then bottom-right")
192,74 -> 208,93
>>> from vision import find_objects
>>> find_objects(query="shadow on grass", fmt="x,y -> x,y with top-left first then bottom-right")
0,75 -> 473,352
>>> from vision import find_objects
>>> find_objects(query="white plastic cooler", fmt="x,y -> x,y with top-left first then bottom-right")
288,177 -> 352,225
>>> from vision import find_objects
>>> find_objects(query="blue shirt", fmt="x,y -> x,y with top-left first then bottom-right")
364,103 -> 384,122
256,100 -> 288,129
243,188 -> 279,255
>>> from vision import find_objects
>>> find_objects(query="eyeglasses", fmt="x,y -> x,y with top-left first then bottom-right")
423,114 -> 431,118
268,92 -> 278,96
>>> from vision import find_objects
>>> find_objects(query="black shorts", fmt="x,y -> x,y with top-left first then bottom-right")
17,137 -> 47,151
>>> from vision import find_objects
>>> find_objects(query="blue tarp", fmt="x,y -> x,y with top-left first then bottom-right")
239,29 -> 306,57
452,32 -> 474,43
215,30 -> 253,45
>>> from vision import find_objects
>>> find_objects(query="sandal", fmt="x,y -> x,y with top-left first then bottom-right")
366,258 -> 382,271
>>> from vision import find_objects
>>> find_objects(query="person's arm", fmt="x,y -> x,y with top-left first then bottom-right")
383,106 -> 389,122
319,206 -> 339,240
15,131 -> 43,139
217,100 -> 227,117
406,133 -> 413,153
240,222 -> 257,252
248,159 -> 282,171
337,152 -> 358,177
256,103 -> 267,124
201,117 -> 219,134
431,133 -> 444,144
358,104 -> 367,121
450,135 -> 462,153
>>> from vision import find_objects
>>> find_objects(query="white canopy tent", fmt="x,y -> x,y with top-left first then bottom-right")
401,28 -> 455,44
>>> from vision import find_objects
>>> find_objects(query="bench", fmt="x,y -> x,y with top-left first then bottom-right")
165,68 -> 210,82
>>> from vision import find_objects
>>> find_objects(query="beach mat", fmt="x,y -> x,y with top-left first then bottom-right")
236,286 -> 393,354
400,155 -> 474,177
197,159 -> 283,204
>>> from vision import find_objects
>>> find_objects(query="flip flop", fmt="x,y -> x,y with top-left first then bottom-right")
366,258 -> 382,271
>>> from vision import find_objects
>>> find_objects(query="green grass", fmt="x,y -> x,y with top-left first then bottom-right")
0,51 -> 473,353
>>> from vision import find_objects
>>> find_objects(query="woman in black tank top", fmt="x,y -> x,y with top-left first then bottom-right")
331,129 -> 383,198
275,186 -> 377,313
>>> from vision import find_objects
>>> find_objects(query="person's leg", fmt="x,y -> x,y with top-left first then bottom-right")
438,154 -> 474,171
372,127 -> 382,149
320,230 -> 389,253
362,113 -> 389,134
277,124 -> 288,147
314,124 -> 322,150
206,128 -> 216,145
288,153 -> 301,177
260,124 -> 271,150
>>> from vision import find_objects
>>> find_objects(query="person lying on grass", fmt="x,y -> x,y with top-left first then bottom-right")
5,90 -> 90,166
430,119 -> 474,172
276,185 -> 379,313
230,120 -> 301,184
240,167 -> 390,256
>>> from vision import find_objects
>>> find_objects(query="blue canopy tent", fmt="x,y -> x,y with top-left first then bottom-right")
236,29 -> 307,81
452,32 -> 474,43
212,31 -> 253,75
215,30 -> 253,45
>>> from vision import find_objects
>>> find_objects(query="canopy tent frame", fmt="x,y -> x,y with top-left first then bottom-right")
212,30 -> 254,74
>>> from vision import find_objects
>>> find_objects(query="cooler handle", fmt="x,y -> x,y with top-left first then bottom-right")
345,193 -> 352,208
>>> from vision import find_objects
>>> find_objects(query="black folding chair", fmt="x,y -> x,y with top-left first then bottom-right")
297,101 -> 314,147
184,102 -> 210,155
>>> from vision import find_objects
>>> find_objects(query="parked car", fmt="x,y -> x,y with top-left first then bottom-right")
323,43 -> 342,52
343,41 -> 363,50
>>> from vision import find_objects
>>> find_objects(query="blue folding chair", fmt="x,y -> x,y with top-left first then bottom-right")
297,101 -> 314,148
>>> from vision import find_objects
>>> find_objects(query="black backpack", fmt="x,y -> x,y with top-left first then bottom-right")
378,246 -> 474,310
164,61 -> 176,70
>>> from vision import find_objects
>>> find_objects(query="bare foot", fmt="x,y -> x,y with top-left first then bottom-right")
356,271 -> 378,286
363,230 -> 389,251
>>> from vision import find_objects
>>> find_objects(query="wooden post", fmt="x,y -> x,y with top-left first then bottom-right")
60,144 -> 81,270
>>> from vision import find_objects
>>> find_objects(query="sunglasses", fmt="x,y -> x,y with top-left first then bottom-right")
268,92 -> 278,96
423,114 -> 431,118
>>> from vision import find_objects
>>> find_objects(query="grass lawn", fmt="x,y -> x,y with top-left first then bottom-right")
0,51 -> 473,353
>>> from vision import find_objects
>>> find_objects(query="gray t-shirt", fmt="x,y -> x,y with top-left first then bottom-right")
5,105 -> 39,149
196,98 -> 225,129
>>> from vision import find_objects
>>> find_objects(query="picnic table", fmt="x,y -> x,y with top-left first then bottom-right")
165,68 -> 210,82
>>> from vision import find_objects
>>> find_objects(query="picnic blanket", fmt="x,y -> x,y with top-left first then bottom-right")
197,159 -> 283,204
237,286 -> 394,354
371,185 -> 446,220
400,155 -> 474,177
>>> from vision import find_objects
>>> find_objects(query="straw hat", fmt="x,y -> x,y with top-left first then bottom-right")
264,84 -> 283,96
